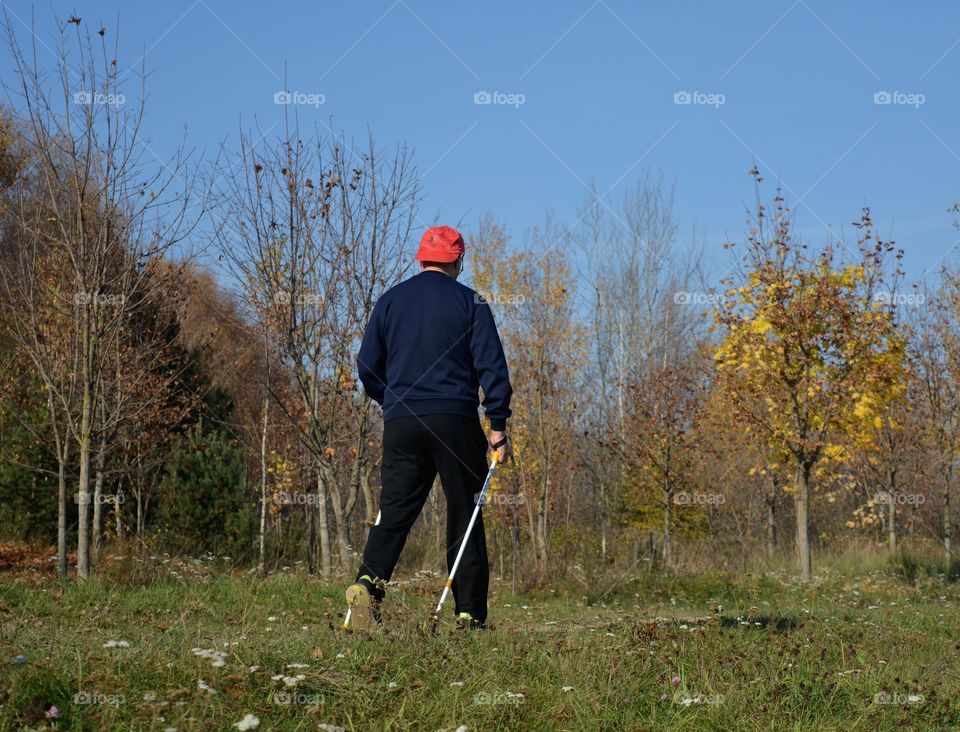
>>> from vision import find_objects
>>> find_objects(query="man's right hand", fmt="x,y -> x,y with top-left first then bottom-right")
489,430 -> 512,464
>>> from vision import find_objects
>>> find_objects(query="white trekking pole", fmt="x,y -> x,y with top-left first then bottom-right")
431,454 -> 498,629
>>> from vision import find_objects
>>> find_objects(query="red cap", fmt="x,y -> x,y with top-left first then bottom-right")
415,225 -> 465,263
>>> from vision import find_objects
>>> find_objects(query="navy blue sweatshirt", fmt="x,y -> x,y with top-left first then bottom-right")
357,271 -> 512,431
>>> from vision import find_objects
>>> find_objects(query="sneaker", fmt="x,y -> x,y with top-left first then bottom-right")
344,581 -> 382,632
456,611 -> 486,630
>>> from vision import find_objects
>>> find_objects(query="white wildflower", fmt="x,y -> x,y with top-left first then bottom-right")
198,679 -> 217,694
234,713 -> 260,730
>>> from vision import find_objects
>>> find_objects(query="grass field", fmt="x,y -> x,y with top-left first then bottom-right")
2,551 -> 960,731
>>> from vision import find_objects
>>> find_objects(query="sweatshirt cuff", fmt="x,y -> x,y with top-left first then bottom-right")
489,417 -> 507,432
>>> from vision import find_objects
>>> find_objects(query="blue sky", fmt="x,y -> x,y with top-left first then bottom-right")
4,1 -> 960,285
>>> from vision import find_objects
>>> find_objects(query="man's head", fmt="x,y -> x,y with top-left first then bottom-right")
416,225 -> 464,279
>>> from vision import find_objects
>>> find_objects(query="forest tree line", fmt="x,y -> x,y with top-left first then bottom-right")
2,18 -> 960,586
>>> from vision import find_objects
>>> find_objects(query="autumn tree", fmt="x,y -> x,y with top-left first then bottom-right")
713,178 -> 906,581
0,16 -> 199,579
471,217 -> 586,574
622,352 -> 705,569
213,119 -> 419,576
573,172 -> 703,566
913,272 -> 960,558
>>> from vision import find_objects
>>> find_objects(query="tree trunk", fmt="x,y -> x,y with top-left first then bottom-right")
306,494 -> 317,574
257,396 -> 269,575
76,379 -> 93,582
944,464 -> 953,558
598,461 -> 611,565
92,412 -> 108,563
887,466 -> 897,554
362,464 -> 377,539
765,479 -> 777,560
795,464 -> 812,582
115,486 -> 124,541
536,475 -> 549,572
662,486 -> 672,570
316,467 -> 332,577
57,444 -> 68,582
49,390 -> 69,582
323,463 -> 352,571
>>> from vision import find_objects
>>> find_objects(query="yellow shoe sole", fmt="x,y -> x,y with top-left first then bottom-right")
344,583 -> 378,633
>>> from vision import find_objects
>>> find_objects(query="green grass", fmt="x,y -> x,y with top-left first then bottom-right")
2,554 -> 960,730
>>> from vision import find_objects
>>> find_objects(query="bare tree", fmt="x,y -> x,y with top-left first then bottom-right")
914,275 -> 960,558
212,117 -> 419,576
0,14 -> 200,579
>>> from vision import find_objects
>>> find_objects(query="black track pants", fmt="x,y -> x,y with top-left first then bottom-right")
357,414 -> 490,622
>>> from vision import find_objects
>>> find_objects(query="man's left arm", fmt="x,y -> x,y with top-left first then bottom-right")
470,301 -> 513,459
357,301 -> 388,405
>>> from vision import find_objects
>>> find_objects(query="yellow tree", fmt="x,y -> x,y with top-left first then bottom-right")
470,216 -> 586,575
713,178 -> 906,581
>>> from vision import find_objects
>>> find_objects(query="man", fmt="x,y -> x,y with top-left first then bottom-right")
345,225 -> 513,631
